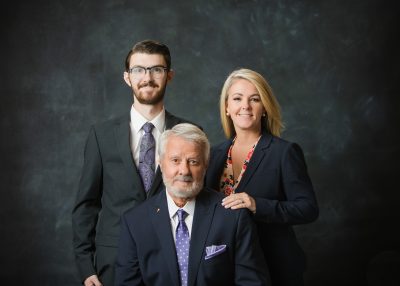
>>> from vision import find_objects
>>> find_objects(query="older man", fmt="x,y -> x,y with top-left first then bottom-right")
115,123 -> 270,286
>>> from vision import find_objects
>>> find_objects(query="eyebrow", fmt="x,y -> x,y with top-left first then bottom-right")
130,65 -> 165,68
230,93 -> 260,97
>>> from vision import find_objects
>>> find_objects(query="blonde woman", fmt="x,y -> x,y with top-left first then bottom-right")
205,68 -> 319,286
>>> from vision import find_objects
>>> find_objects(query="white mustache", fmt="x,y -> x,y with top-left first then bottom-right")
173,175 -> 193,182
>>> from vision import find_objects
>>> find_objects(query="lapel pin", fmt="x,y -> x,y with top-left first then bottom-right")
156,208 -> 160,213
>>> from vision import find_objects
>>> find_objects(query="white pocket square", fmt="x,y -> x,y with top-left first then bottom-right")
205,244 -> 227,260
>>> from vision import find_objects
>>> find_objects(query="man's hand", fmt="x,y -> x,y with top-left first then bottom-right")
84,275 -> 103,286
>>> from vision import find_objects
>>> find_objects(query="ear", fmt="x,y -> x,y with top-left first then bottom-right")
166,69 -> 175,83
123,71 -> 131,87
226,104 -> 231,115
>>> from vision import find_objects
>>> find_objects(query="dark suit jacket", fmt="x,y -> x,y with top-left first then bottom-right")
115,188 -> 270,286
72,110 -> 189,283
205,132 -> 319,284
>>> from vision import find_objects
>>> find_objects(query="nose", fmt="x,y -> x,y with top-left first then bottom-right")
241,99 -> 250,110
142,68 -> 153,82
179,161 -> 190,175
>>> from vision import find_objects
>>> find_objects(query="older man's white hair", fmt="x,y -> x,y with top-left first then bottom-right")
159,123 -> 210,164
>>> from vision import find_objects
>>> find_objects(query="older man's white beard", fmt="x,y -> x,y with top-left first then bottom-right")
163,174 -> 204,199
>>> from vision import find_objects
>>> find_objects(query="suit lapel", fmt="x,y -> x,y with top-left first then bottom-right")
207,140 -> 232,189
149,191 -> 180,285
235,132 -> 273,194
115,116 -> 146,200
187,190 -> 217,286
165,110 -> 181,129
147,167 -> 162,197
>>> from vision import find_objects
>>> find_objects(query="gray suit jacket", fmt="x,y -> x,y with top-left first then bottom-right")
72,110 -> 191,282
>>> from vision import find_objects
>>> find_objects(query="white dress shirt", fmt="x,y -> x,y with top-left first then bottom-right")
166,190 -> 196,243
129,105 -> 166,168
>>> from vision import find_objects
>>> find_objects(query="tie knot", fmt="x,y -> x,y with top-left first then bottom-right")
142,122 -> 154,133
177,209 -> 188,222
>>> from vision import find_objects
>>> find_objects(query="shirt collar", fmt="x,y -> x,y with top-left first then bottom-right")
130,105 -> 166,134
166,190 -> 196,219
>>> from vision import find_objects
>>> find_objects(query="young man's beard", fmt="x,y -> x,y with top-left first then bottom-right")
134,81 -> 167,105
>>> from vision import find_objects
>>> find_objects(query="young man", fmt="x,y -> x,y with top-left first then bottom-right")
72,40 -> 193,286
115,124 -> 270,286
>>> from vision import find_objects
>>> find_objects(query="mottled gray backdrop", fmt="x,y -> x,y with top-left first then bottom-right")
1,0 -> 399,285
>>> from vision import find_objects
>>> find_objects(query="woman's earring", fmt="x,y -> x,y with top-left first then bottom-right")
262,113 -> 266,117
226,112 -> 230,116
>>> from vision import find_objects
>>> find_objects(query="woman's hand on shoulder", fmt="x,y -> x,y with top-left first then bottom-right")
222,192 -> 256,213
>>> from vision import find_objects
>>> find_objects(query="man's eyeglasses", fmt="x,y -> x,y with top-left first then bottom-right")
128,66 -> 168,79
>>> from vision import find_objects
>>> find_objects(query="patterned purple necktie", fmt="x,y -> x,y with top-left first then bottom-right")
176,209 -> 190,286
138,122 -> 155,192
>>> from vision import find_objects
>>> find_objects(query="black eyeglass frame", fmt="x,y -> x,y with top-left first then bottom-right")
128,65 -> 169,77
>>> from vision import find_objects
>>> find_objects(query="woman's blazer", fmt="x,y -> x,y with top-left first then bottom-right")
205,132 -> 319,280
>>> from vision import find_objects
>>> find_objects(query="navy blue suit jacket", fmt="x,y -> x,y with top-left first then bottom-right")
115,188 -> 270,286
205,132 -> 319,284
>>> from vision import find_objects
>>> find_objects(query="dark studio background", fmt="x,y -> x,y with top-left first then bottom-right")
1,0 -> 399,285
